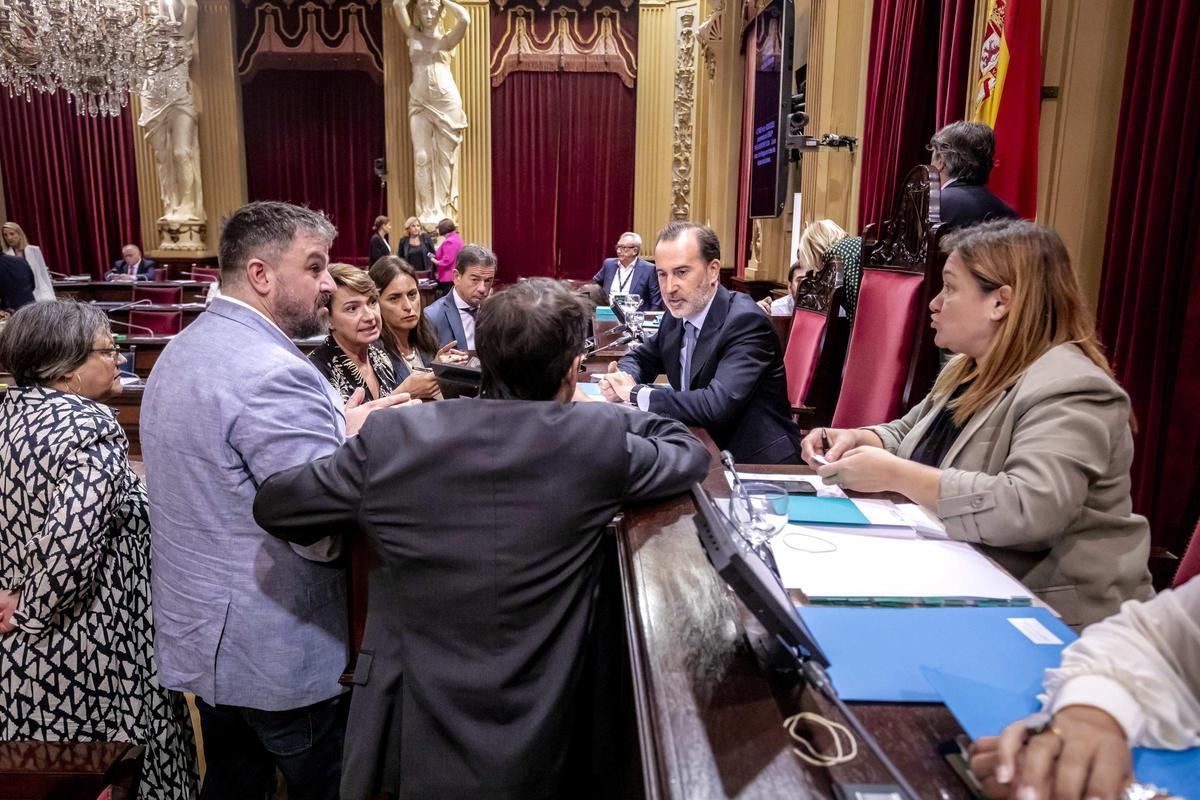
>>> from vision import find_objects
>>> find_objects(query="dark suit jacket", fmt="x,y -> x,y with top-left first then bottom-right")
106,257 -> 157,281
253,399 -> 709,800
0,252 -> 36,311
368,233 -> 392,266
939,182 -> 1019,231
592,257 -> 662,311
424,290 -> 468,348
619,284 -> 803,465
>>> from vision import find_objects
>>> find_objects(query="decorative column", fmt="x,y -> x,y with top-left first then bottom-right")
450,0 -> 493,246
132,0 -> 247,260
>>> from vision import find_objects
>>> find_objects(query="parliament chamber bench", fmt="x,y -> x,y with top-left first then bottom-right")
53,280 -> 212,305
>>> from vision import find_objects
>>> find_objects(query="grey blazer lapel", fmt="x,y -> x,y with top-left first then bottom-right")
939,392 -> 1007,466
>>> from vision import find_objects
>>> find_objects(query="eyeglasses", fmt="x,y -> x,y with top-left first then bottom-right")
615,244 -> 637,251
91,347 -> 122,361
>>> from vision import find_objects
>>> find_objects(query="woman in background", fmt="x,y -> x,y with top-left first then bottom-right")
433,217 -> 463,297
369,216 -> 393,266
2,222 -> 55,302
0,301 -> 198,799
398,216 -> 437,274
309,263 -> 399,402
795,219 -> 862,323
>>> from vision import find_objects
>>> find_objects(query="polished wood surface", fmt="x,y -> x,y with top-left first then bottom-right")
0,741 -> 143,800
98,302 -> 207,333
617,447 -> 975,799
53,280 -> 212,305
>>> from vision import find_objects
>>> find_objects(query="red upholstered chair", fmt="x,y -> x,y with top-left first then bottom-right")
191,266 -> 221,283
830,268 -> 927,428
128,310 -> 182,336
133,285 -> 182,305
1173,517 -> 1200,587
783,257 -> 843,409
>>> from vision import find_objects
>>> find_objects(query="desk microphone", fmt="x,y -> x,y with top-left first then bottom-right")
108,319 -> 158,337
180,271 -> 216,281
102,299 -> 154,313
583,323 -> 630,357
48,270 -> 71,279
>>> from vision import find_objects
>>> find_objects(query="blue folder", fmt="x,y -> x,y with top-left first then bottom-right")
796,606 -> 1074,702
595,307 -> 618,321
787,495 -> 871,526
577,382 -> 603,398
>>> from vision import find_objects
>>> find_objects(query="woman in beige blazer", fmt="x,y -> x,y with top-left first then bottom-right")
802,220 -> 1152,628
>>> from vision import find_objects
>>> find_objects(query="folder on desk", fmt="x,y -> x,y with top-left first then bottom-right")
787,496 -> 871,526
924,660 -> 1200,798
796,606 -> 1074,703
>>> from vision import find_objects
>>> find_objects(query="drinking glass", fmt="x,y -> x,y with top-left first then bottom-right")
730,481 -> 788,548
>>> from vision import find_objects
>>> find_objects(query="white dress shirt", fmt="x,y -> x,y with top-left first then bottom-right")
609,262 -> 636,296
769,294 -> 795,317
635,290 -> 717,411
1040,577 -> 1200,749
451,287 -> 476,350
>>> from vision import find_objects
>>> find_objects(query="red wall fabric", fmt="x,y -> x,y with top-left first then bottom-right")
857,0 -> 941,231
0,92 -> 140,278
1097,0 -> 1200,555
935,0 -> 976,129
490,72 -> 636,282
242,69 -> 385,266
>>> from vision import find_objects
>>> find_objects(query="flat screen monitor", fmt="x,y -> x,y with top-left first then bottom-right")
690,483 -> 829,667
748,0 -> 795,219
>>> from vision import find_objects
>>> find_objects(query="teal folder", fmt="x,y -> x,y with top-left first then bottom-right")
787,495 -> 871,526
577,382 -> 603,398
595,307 -> 618,321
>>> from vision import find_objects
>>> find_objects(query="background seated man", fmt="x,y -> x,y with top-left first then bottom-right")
969,576 -> 1200,800
106,244 -> 158,282
424,243 -> 496,350
758,259 -> 806,317
930,121 -> 1019,230
600,221 -> 804,465
252,277 -> 709,800
593,231 -> 662,311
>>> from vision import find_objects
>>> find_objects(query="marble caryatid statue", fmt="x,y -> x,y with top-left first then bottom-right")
139,0 -> 205,245
393,0 -> 469,225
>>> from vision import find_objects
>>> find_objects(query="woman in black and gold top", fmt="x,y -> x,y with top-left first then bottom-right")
309,262 -> 399,402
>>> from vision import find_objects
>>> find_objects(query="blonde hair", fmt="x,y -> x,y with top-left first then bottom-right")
328,262 -> 379,299
795,220 -> 847,273
403,216 -> 422,232
934,219 -> 1112,425
2,222 -> 29,250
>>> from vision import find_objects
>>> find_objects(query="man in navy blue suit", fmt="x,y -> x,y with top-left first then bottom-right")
592,232 -> 662,312
106,244 -> 158,281
424,243 -> 496,350
929,121 -> 1018,231
0,251 -> 36,313
599,221 -> 803,465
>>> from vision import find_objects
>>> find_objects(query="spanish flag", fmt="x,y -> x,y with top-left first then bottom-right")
972,0 -> 1041,218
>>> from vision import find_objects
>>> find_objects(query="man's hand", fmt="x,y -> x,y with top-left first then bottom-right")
0,589 -> 20,635
599,370 -> 635,403
344,388 -> 419,437
757,297 -> 773,315
969,707 -> 1134,800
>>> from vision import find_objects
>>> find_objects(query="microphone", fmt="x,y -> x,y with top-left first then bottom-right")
107,318 -> 158,337
101,299 -> 154,313
48,270 -> 71,279
583,323 -> 629,356
180,271 -> 217,281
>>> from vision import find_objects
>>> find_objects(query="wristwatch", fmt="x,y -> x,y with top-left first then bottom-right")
629,383 -> 647,407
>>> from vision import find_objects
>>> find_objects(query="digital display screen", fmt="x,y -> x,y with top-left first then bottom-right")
749,0 -> 792,219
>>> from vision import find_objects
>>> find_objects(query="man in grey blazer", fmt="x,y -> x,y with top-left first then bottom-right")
141,202 -> 410,800
254,278 -> 710,800
423,243 -> 496,349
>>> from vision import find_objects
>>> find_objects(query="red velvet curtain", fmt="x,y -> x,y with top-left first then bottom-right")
857,0 -> 975,231
491,72 -> 635,283
242,69 -> 385,266
1097,1 -> 1200,555
0,92 -> 140,278
935,0 -> 976,128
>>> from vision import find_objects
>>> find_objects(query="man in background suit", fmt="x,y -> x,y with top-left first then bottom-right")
253,277 -> 709,799
592,231 -> 662,311
0,251 -> 36,313
600,221 -> 804,465
929,121 -> 1019,230
106,244 -> 158,281
141,202 -> 409,800
424,243 -> 496,349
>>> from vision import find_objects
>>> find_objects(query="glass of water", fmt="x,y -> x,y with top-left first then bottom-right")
731,482 -> 789,548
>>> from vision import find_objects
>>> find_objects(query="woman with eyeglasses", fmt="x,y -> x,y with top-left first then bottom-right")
0,301 -> 198,798
801,220 -> 1152,629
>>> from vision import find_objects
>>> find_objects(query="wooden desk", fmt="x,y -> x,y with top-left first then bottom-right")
94,302 -> 207,333
616,450 -> 974,799
53,280 -> 211,305
0,741 -> 143,800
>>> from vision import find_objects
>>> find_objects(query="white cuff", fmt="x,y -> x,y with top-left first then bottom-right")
1048,674 -> 1144,742
635,385 -> 655,411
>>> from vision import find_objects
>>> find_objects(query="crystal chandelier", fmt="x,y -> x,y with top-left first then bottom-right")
0,0 -> 190,116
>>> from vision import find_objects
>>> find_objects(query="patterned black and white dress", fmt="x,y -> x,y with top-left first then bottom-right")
308,335 -> 399,402
0,386 -> 198,799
